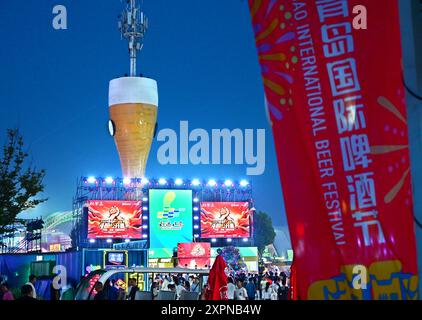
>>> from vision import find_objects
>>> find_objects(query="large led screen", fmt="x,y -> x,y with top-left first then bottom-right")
87,201 -> 142,239
177,242 -> 211,269
200,202 -> 251,238
149,189 -> 193,249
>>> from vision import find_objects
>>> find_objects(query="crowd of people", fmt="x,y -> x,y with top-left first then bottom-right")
1,268 -> 290,301
0,274 -> 75,301
227,270 -> 289,300
0,274 -> 40,301
92,274 -> 204,301
150,274 -> 203,300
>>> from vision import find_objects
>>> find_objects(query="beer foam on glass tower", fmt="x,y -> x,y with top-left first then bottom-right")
109,77 -> 158,178
108,0 -> 157,178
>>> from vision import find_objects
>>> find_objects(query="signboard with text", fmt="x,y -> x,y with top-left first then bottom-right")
87,201 -> 142,239
200,202 -> 251,238
149,189 -> 193,249
249,0 -> 418,300
177,242 -> 211,269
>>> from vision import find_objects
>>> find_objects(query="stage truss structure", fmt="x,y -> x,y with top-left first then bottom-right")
0,218 -> 44,254
72,177 -> 254,249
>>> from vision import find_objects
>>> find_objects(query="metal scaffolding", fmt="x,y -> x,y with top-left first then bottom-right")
71,177 -> 254,249
0,218 -> 44,254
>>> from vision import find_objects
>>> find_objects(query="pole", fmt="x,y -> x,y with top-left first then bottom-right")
119,0 -> 148,77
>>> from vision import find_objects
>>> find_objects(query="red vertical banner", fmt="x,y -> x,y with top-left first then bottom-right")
249,0 -> 418,299
205,255 -> 229,301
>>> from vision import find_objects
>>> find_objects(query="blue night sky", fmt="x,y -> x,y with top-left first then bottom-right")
0,0 -> 287,229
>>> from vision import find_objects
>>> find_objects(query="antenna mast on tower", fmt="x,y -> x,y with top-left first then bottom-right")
118,0 -> 148,77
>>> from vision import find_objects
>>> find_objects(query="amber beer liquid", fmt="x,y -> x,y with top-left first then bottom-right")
109,77 -> 158,178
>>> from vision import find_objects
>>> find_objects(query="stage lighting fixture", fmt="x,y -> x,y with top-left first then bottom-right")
193,197 -> 199,202
158,178 -> 167,185
87,176 -> 96,184
89,239 -> 96,244
142,197 -> 148,202
194,216 -> 199,220
123,177 -> 131,185
194,234 -> 199,238
227,238 -> 232,243
211,238 -> 217,243
243,238 -> 248,242
208,179 -> 217,187
175,178 -> 183,186
105,177 -> 114,184
142,234 -> 148,239
240,180 -> 249,187
106,239 -> 113,243
142,206 -> 148,211
142,215 -> 148,220
141,178 -> 149,185
194,225 -> 199,229
193,207 -> 199,211
224,179 -> 233,187
142,225 -> 148,229
124,239 -> 130,243
192,179 -> 200,186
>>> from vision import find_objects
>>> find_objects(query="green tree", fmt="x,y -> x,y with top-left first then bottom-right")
0,129 -> 47,234
253,211 -> 276,256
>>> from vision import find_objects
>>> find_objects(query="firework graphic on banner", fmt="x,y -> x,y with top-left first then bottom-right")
250,0 -> 297,123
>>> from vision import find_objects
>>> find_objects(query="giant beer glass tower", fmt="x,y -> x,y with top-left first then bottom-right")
108,0 -> 157,179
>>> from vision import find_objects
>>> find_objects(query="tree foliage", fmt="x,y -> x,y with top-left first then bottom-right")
0,129 -> 47,234
253,211 -> 276,256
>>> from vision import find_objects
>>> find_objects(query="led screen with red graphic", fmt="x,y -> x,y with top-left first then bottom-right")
87,201 -> 142,239
177,242 -> 211,269
200,202 -> 251,238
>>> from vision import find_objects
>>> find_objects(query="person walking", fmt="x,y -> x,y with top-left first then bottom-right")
262,282 -> 275,301
161,275 -> 170,291
183,280 -> 191,293
1,283 -> 14,300
275,277 -> 289,300
25,275 -> 37,299
175,278 -> 186,300
93,282 -> 107,300
245,278 -> 256,301
151,281 -> 159,300
17,284 -> 36,301
104,279 -> 119,300
190,277 -> 200,293
127,278 -> 139,300
259,276 -> 267,300
227,277 -> 236,300
234,280 -> 248,300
